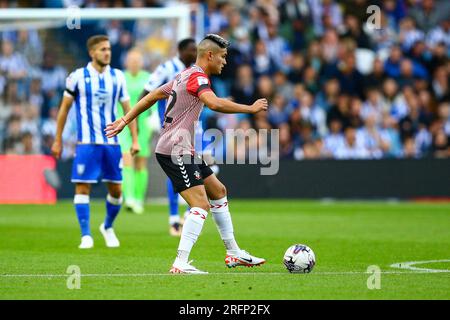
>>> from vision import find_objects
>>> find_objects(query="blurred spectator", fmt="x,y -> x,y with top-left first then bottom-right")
262,22 -> 292,73
403,136 -> 419,158
323,118 -> 345,157
278,0 -> 311,50
15,29 -> 43,67
0,40 -> 29,102
267,93 -> 289,128
341,13 -> 372,49
309,0 -> 343,36
384,45 -> 404,78
252,40 -> 276,78
431,129 -> 450,158
356,112 -> 387,158
273,70 -> 293,102
39,52 -> 67,119
379,114 -> 403,158
287,51 -> 305,84
335,52 -> 364,98
398,16 -> 425,52
278,122 -> 294,159
426,20 -> 450,49
335,126 -> 370,159
432,65 -> 449,101
230,64 -> 257,105
316,78 -> 340,112
361,87 -> 385,124
111,30 -> 133,69
408,0 -> 449,33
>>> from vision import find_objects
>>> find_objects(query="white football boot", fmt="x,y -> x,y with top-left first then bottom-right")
225,250 -> 266,268
169,260 -> 208,274
99,223 -> 120,248
78,235 -> 94,249
133,202 -> 144,215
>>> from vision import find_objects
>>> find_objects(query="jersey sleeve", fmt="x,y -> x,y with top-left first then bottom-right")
144,64 -> 168,92
116,70 -> 130,103
186,72 -> 212,97
64,70 -> 80,98
158,80 -> 175,96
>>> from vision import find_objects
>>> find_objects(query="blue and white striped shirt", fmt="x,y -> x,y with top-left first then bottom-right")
64,63 -> 129,145
143,56 -> 186,126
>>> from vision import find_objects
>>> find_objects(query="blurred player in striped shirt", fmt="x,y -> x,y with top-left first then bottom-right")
52,35 -> 139,249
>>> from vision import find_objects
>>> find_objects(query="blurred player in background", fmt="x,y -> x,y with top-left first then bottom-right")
52,35 -> 139,249
118,49 -> 157,214
105,34 -> 267,274
139,38 -> 197,236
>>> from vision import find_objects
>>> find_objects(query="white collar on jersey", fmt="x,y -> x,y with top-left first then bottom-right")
192,64 -> 206,73
86,62 -> 111,75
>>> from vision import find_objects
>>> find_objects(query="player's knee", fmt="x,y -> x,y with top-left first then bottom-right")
194,200 -> 210,213
216,183 -> 227,198
108,185 -> 122,198
75,184 -> 91,195
110,190 -> 122,199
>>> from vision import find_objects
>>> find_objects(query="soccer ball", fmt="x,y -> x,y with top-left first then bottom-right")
283,244 -> 316,273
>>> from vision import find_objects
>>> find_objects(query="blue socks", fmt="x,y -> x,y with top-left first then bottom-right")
167,178 -> 179,217
74,194 -> 91,236
105,194 -> 122,229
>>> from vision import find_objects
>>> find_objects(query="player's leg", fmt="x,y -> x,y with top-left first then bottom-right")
71,144 -> 102,249
74,183 -> 93,249
122,152 -> 136,212
167,178 -> 182,236
133,156 -> 148,214
133,118 -> 152,214
118,127 -> 136,212
171,185 -> 210,274
100,145 -> 124,248
156,153 -> 210,274
99,182 -> 122,248
204,174 -> 266,268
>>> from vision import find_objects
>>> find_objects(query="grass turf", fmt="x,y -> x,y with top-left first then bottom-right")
0,200 -> 449,300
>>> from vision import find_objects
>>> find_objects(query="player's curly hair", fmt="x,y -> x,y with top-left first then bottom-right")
203,34 -> 230,49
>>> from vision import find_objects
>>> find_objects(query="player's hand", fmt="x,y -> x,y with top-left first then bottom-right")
130,141 -> 140,157
51,140 -> 62,160
251,98 -> 268,114
105,117 -> 127,138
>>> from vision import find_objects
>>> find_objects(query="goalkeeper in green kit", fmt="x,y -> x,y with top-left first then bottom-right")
117,49 -> 158,214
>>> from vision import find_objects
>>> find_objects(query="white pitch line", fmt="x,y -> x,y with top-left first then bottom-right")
1,270 -> 449,278
390,259 -> 450,273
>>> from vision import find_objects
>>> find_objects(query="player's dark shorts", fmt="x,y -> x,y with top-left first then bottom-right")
156,153 -> 214,193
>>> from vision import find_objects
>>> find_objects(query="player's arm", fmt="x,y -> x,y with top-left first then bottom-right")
119,99 -> 140,156
105,87 -> 170,138
200,91 -> 268,114
138,89 -> 150,101
51,95 -> 74,160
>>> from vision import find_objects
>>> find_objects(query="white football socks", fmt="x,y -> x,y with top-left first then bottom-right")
175,207 -> 208,264
210,196 -> 240,254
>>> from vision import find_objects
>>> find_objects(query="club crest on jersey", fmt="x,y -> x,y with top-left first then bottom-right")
194,170 -> 201,180
77,164 -> 85,175
95,89 -> 110,106
197,77 -> 209,86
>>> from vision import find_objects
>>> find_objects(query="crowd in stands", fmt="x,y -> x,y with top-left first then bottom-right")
0,0 -> 449,160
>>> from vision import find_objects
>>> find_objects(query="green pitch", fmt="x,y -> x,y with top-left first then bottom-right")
0,200 -> 449,300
